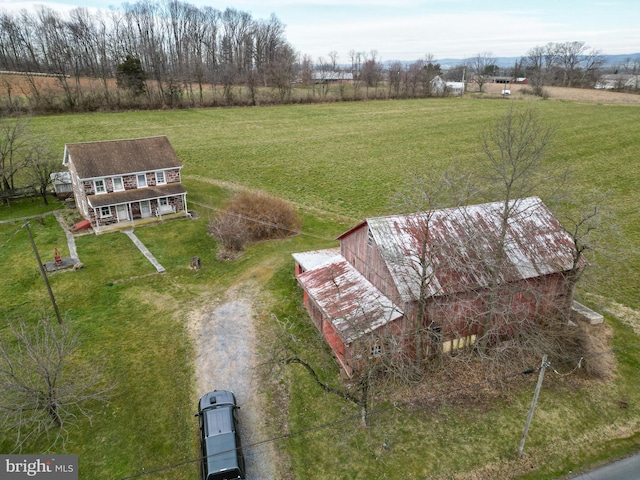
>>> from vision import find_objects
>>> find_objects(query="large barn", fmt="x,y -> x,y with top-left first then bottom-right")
293,197 -> 588,376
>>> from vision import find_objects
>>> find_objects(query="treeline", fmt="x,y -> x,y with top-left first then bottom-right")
0,1 -> 633,115
0,1 -> 297,112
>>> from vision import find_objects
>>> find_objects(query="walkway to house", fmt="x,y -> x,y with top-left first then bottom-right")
122,229 -> 166,273
54,212 -> 80,263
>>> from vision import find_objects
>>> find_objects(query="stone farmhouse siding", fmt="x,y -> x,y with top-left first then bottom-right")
63,136 -> 187,232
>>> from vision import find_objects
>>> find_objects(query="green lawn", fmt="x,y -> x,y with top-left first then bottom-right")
0,97 -> 639,478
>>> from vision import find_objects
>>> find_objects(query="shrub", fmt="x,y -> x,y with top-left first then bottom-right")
208,212 -> 251,259
208,191 -> 301,258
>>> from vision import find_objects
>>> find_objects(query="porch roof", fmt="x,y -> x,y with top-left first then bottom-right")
87,183 -> 186,208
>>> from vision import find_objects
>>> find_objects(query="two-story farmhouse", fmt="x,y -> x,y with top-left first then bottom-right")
63,136 -> 187,232
293,197 -> 588,376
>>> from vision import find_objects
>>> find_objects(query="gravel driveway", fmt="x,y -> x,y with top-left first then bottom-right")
189,283 -> 277,479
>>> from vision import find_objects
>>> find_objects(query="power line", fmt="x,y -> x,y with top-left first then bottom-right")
118,341 -> 640,479
0,224 -> 24,249
189,199 -> 341,243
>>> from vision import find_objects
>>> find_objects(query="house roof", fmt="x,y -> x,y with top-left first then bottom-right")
340,197 -> 584,302
311,71 -> 354,81
296,253 -> 403,344
64,136 -> 182,179
87,183 -> 186,208
50,171 -> 71,185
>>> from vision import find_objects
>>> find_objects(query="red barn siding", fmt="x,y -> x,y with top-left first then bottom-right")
340,224 -> 403,305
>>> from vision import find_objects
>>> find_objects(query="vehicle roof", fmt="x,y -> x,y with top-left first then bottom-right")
203,407 -> 235,437
199,390 -> 236,413
203,433 -> 240,477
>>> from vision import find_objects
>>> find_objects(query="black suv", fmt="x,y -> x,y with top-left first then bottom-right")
196,390 -> 246,480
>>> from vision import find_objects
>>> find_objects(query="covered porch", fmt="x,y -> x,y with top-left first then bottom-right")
86,184 -> 187,234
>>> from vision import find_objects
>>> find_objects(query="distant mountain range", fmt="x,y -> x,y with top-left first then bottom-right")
434,53 -> 640,69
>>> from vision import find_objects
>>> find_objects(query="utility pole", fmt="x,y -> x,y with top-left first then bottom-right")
518,354 -> 549,457
23,221 -> 63,325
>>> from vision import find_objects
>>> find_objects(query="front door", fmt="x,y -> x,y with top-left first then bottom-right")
140,200 -> 151,218
116,204 -> 129,221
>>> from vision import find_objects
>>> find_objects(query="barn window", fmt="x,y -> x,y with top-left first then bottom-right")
370,344 -> 382,357
367,229 -> 374,247
443,334 -> 477,354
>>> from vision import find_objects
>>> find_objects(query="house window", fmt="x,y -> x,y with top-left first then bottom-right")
137,174 -> 147,188
100,206 -> 112,218
156,171 -> 166,185
370,345 -> 382,357
113,176 -> 124,192
94,179 -> 106,194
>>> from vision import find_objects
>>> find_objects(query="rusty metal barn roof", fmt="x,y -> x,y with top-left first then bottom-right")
296,254 -> 403,345
292,248 -> 341,271
357,197 -> 584,302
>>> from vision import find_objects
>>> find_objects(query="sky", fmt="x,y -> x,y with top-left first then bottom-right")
2,0 -> 640,62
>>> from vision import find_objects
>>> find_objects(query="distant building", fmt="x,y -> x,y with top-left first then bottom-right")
595,74 -> 640,90
311,71 -> 354,84
430,76 -> 465,96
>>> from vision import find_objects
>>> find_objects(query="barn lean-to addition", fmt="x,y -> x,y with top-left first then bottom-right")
63,136 -> 188,233
293,197 -> 591,377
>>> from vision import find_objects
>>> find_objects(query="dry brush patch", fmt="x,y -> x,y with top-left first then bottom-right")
208,191 -> 301,259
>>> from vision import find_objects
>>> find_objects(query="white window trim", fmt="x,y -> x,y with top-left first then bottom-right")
94,179 -> 107,195
99,206 -> 112,218
112,176 -> 124,192
156,171 -> 166,185
137,174 -> 147,188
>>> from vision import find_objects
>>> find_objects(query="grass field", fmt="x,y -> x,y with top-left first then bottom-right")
1,96 -> 640,479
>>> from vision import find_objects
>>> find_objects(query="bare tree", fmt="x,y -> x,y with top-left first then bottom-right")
24,138 -> 58,205
0,316 -> 115,452
467,106 -> 593,372
0,116 -> 31,202
526,45 -> 548,95
360,50 -> 382,98
388,61 -> 403,97
392,168 -> 475,367
263,316 -> 371,426
468,51 -> 497,92
266,43 -> 298,102
556,41 -> 588,87
580,49 -> 605,87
